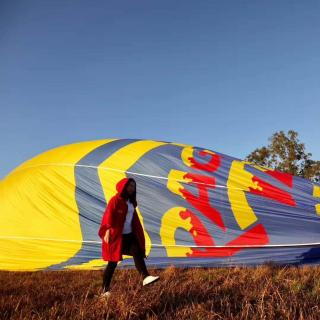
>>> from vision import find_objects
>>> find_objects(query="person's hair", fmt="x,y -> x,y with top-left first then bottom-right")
120,178 -> 137,206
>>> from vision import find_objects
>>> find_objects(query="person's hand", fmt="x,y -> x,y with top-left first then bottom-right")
104,229 -> 111,243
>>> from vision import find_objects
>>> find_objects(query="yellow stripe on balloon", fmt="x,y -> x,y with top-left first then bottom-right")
64,258 -> 107,270
313,185 -> 320,215
0,139 -> 116,271
97,140 -> 168,263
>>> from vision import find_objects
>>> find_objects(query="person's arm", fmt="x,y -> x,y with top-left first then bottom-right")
98,196 -> 116,241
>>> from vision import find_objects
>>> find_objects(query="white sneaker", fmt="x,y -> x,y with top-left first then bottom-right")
142,275 -> 160,286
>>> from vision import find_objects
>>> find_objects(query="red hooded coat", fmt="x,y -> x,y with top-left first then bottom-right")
98,177 -> 147,262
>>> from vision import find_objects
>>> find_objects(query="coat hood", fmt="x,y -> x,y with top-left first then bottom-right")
116,177 -> 130,195
115,177 -> 137,207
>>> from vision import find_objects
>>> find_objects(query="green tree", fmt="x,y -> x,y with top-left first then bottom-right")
245,130 -> 320,183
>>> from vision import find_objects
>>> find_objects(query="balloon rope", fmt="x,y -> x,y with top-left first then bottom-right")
1,236 -> 320,248
7,163 -> 252,191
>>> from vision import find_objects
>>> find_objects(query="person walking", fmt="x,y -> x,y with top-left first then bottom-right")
98,177 -> 159,298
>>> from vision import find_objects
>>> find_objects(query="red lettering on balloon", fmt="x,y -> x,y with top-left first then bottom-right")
180,172 -> 226,231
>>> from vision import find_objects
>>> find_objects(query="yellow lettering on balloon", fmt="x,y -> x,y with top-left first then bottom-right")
167,169 -> 192,198
160,207 -> 193,257
181,146 -> 219,171
181,146 -> 194,167
227,161 -> 262,230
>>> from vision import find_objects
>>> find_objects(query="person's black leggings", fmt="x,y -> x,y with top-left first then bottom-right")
102,232 -> 149,292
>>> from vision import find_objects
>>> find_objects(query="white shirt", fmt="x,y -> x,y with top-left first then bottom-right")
122,200 -> 135,234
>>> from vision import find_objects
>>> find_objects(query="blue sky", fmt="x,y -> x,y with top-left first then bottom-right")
1,0 -> 319,179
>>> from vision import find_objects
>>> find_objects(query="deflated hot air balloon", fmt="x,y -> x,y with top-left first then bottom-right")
1,138 -> 320,271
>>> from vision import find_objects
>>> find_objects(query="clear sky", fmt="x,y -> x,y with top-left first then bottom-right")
1,0 -> 319,179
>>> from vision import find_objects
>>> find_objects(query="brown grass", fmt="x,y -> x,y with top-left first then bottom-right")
1,264 -> 320,319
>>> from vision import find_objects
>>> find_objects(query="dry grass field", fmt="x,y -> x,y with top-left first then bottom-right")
1,264 -> 320,320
